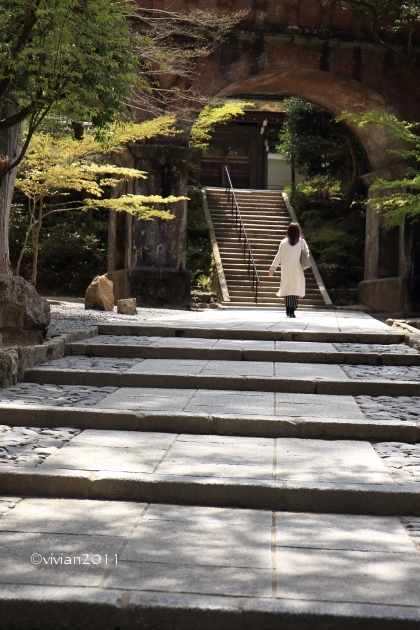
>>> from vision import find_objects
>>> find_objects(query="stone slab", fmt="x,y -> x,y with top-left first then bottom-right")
276,439 -> 392,484
275,393 -> 364,418
120,519 -> 271,568
25,357 -> 420,396
0,531 -> 123,586
98,387 -> 196,412
40,438 -> 172,474
0,497 -> 146,536
105,560 -> 272,598
275,548 -> 420,607
1,467 -> 420,514
157,434 -> 274,480
275,512 -> 414,552
96,323 -> 405,345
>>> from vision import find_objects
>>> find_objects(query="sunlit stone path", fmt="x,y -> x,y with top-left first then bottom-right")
1,308 -> 420,629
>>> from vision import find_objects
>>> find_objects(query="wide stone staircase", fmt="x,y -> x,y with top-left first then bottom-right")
1,309 -> 420,628
206,188 -> 328,308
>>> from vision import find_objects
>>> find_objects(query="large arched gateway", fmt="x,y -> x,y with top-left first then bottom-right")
108,0 -> 419,312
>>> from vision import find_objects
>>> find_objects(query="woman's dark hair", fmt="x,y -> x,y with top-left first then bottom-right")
287,223 -> 301,246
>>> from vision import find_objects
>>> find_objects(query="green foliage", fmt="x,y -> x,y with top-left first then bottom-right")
340,0 -> 419,73
0,0 -> 141,169
277,98 -> 361,178
340,111 -> 420,227
285,178 -> 366,265
13,118 -> 183,284
186,188 -> 213,286
190,100 -> 254,149
9,202 -> 108,295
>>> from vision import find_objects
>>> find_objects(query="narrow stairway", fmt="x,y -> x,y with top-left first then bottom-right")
206,187 -> 327,308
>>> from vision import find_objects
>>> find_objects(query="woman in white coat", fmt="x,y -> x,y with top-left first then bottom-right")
268,223 -> 309,317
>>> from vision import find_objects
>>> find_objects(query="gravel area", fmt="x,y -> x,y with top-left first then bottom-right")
0,426 -> 80,468
375,442 -> 420,483
0,383 -> 117,407
356,396 -> 420,423
47,302 -> 189,337
37,356 -> 142,372
334,343 -> 419,355
343,365 -> 420,382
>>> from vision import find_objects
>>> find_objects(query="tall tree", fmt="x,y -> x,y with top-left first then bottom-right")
0,0 -> 140,274
0,1 -> 246,274
277,98 -> 365,210
340,0 -> 420,78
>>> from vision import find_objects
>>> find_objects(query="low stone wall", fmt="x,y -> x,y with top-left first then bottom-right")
386,319 -> 420,352
0,328 -> 98,389
358,278 -> 407,312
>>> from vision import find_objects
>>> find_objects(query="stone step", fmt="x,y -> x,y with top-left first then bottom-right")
94,323 -> 405,344
1,431 -> 420,515
1,496 -> 419,629
25,357 -> 420,396
0,390 -> 418,442
66,336 -> 420,366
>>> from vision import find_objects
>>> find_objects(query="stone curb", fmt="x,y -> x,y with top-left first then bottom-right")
97,324 -> 405,344
0,327 -> 98,389
66,342 -> 420,365
1,469 -> 420,515
24,368 -> 420,396
2,586 -> 420,630
0,405 -> 418,442
1,585 -> 420,630
387,320 -> 420,352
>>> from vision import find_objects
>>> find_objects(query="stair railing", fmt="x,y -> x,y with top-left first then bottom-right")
224,166 -> 260,303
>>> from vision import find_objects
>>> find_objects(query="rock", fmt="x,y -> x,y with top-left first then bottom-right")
0,275 -> 50,332
338,266 -> 350,285
346,255 -> 363,267
0,349 -> 18,388
117,298 -> 137,315
317,263 -> 339,289
350,266 -> 365,283
85,275 -> 114,311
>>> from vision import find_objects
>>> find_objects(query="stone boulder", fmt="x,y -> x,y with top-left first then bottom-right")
117,298 -> 137,315
317,263 -> 339,289
0,275 -> 50,333
85,275 -> 114,311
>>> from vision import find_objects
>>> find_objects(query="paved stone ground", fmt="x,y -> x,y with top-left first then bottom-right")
1,307 -> 420,629
0,426 -> 79,468
357,396 -> 420,423
0,383 -> 116,407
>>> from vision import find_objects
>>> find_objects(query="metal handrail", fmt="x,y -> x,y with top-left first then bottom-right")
224,166 -> 260,303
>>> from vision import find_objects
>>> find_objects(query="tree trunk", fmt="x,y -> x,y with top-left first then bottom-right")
342,137 -> 360,212
16,198 -> 36,276
31,198 -> 43,287
0,104 -> 23,274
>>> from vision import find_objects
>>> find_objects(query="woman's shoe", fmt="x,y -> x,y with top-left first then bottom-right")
291,312 -> 296,318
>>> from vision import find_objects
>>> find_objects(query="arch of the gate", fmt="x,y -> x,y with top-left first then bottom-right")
216,69 -> 402,172
111,2 -> 419,311
187,45 -> 416,309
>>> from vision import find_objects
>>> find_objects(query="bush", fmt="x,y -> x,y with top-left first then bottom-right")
285,178 -> 365,267
9,202 -> 108,296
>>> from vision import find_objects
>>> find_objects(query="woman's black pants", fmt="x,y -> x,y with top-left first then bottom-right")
285,295 -> 298,313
